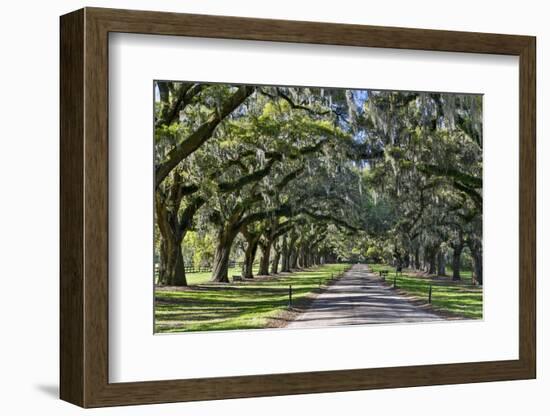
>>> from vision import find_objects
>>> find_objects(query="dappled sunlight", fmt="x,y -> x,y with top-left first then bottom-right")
368,263 -> 482,319
153,82 -> 483,332
155,264 -> 349,332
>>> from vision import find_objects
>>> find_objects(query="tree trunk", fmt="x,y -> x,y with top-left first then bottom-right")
303,245 -> 309,268
290,247 -> 299,269
242,235 -> 259,279
287,233 -> 299,270
211,241 -> 232,283
297,245 -> 305,269
211,227 -> 238,283
472,250 -> 483,285
437,251 -> 446,276
172,246 -> 187,286
452,243 -> 463,281
427,246 -> 437,275
429,257 -> 436,275
280,237 -> 290,272
468,239 -> 483,285
414,247 -> 421,270
271,249 -> 280,274
157,236 -> 187,286
404,252 -> 410,268
258,241 -> 271,276
393,247 -> 402,269
157,239 -> 168,285
283,251 -> 292,271
421,248 -> 428,272
155,195 -> 187,286
155,180 -> 206,286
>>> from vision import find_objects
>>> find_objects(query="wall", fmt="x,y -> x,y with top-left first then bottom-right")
0,0 -> 546,414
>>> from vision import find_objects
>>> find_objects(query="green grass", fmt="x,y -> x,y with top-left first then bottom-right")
369,263 -> 483,319
155,263 -> 350,333
444,266 -> 474,281
184,266 -> 259,285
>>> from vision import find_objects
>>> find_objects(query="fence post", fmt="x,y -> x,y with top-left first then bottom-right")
393,275 -> 397,288
288,285 -> 292,308
428,285 -> 433,303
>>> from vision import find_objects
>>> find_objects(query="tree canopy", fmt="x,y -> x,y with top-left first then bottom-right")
154,82 -> 482,286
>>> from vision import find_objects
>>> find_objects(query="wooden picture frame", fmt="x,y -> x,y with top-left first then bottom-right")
60,7 -> 536,408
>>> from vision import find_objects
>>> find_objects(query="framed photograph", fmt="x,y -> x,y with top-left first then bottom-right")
60,7 -> 536,408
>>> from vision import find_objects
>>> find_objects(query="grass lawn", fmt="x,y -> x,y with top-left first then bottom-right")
368,263 -> 483,319
184,266 -> 259,285
155,263 -> 350,333
444,266 -> 474,281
